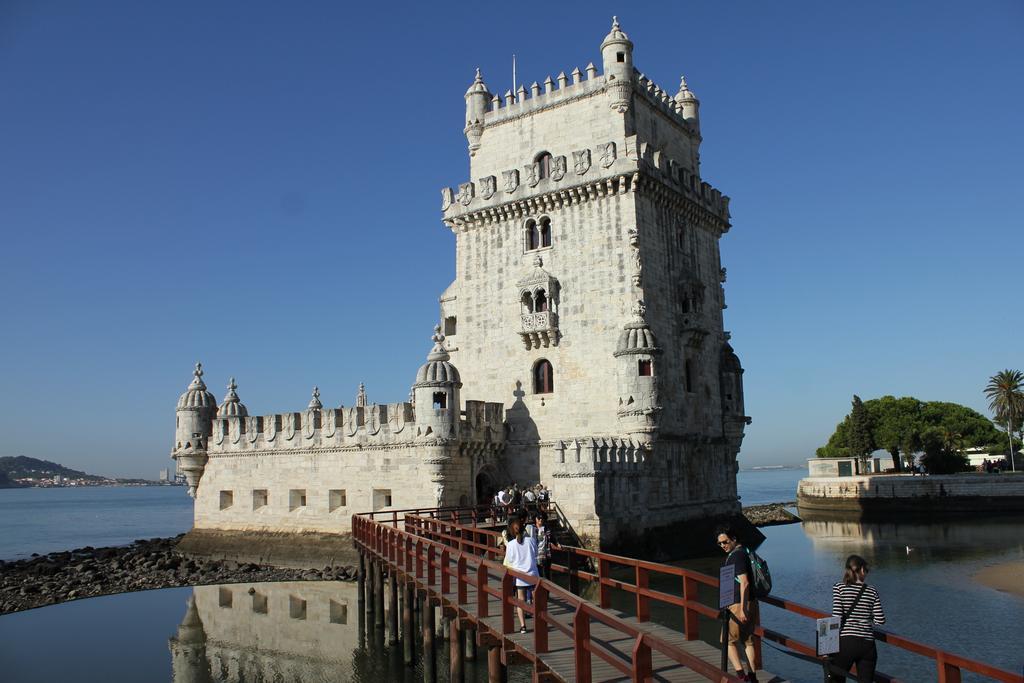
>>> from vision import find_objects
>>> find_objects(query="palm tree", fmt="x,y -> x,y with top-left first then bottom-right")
985,369 -> 1024,472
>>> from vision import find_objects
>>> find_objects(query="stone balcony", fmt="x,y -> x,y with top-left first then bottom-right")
519,311 -> 559,349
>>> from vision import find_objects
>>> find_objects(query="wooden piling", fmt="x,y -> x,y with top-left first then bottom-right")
487,644 -> 506,683
403,581 -> 415,666
389,571 -> 399,645
449,617 -> 464,683
423,599 -> 436,683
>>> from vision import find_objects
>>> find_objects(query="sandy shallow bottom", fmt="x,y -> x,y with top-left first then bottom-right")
973,560 -> 1024,598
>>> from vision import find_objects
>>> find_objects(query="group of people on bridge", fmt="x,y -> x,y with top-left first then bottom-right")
716,525 -> 886,683
490,482 -> 551,523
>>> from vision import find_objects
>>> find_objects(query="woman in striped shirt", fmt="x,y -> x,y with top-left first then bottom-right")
830,554 -> 886,682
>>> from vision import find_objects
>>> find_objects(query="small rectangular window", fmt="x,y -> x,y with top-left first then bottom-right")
289,489 -> 307,511
219,490 -> 233,510
684,359 -> 695,393
329,599 -> 348,624
252,489 -> 268,510
373,488 -> 393,511
638,359 -> 653,377
329,489 -> 347,512
252,591 -> 268,614
289,595 -> 307,620
617,52 -> 625,63
218,587 -> 233,608
432,392 -> 447,410
444,316 -> 457,336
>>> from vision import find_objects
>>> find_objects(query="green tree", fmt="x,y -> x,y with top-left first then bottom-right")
870,395 -> 922,472
847,395 -> 876,473
818,396 -> 1003,473
984,369 -> 1024,472
919,426 -> 970,474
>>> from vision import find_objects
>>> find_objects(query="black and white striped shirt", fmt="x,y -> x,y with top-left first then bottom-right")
832,582 -> 886,640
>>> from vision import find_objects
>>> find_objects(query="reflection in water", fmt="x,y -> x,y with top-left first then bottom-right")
801,515 -> 1024,564
169,582 -> 361,683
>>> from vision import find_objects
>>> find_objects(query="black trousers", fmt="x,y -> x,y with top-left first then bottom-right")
538,558 -> 551,580
829,637 -> 877,683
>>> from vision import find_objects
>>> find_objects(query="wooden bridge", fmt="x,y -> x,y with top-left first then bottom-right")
352,505 -> 1024,683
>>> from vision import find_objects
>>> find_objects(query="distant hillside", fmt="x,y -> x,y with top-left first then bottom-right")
0,456 -> 106,482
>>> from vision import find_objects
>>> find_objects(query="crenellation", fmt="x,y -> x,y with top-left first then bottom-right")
441,136 -> 729,228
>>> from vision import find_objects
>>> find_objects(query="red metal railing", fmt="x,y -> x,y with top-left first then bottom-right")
353,512 -> 745,683
367,506 -> 1023,683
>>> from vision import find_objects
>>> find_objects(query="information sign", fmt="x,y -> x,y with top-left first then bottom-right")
816,616 -> 842,655
718,564 -> 735,609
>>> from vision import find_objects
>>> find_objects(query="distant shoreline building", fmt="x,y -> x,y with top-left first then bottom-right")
172,19 -> 750,556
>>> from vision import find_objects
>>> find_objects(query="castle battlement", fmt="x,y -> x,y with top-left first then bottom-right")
441,134 -> 729,227
206,397 -> 504,456
633,71 -> 700,137
482,63 -> 605,125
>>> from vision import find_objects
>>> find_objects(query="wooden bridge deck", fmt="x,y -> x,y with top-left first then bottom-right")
355,508 -> 1024,683
408,554 -> 784,682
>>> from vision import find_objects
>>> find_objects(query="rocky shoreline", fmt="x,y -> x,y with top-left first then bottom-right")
743,501 -> 801,527
0,535 -> 357,616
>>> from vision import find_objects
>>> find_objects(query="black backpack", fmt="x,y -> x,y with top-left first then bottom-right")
746,547 -> 772,598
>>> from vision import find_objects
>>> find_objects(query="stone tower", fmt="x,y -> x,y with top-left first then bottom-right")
439,18 -> 749,550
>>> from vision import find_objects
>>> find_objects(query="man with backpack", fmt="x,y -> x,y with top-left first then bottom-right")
717,525 -> 762,683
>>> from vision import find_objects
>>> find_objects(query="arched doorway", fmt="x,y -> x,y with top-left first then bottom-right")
475,469 -> 498,506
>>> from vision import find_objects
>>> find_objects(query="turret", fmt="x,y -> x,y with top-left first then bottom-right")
172,363 -> 218,497
168,596 -> 212,683
614,301 -> 662,439
464,68 -> 491,155
216,377 -> 247,418
600,16 -> 633,112
413,326 -> 462,439
675,76 -> 700,133
719,342 -> 749,442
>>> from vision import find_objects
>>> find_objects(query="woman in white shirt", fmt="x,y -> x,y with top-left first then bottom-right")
503,517 -> 539,633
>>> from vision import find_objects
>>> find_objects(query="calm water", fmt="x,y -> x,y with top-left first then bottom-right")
0,580 -> 532,682
0,472 -> 1021,681
0,486 -> 193,560
736,467 -> 803,505
0,471 -> 796,561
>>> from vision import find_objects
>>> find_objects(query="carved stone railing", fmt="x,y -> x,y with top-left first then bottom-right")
519,311 -> 559,349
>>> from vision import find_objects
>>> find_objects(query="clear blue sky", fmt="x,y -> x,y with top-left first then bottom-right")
1,1 -> 1021,478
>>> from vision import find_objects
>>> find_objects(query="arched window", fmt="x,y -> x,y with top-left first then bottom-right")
533,359 -> 554,394
535,289 -> 548,312
638,359 -> 653,376
539,217 -> 552,248
521,291 -> 534,313
536,152 -> 552,180
525,219 -> 540,251
432,392 -> 447,410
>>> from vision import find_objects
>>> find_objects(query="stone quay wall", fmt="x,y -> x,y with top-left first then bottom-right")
797,473 -> 1024,518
